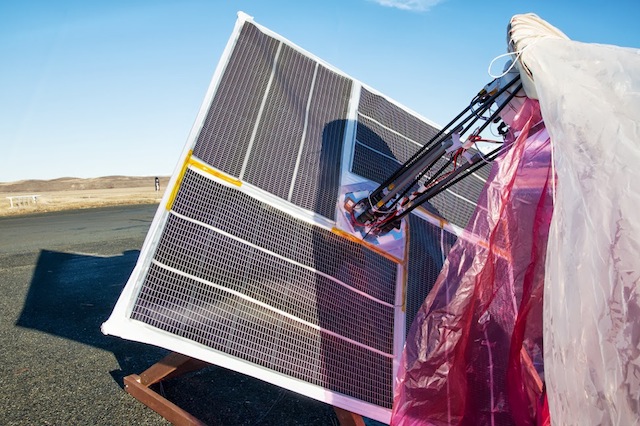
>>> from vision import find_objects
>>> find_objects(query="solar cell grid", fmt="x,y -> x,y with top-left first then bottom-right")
193,23 -> 278,176
131,263 -> 394,408
356,115 -> 421,162
405,215 -> 458,334
192,22 -> 351,220
351,143 -> 402,185
243,44 -> 316,196
429,187 -> 481,228
172,169 -> 398,305
153,214 -> 394,353
357,88 -> 439,145
290,66 -> 352,219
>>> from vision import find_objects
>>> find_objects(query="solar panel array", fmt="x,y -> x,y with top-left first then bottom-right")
192,23 -> 352,220
103,13 -> 491,423
132,170 -> 396,407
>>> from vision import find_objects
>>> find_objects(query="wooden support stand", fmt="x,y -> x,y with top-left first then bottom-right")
124,352 -> 367,426
333,406 -> 367,426
124,352 -> 209,425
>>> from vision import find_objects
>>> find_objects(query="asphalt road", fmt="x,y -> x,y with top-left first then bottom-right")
0,205 -> 345,426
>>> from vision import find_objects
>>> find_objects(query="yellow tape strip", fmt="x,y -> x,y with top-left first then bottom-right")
166,154 -> 243,211
401,222 -> 410,312
331,227 -> 402,265
166,150 -> 193,211
187,157 -> 242,187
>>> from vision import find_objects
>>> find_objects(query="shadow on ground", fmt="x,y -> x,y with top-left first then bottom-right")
14,249 -> 344,425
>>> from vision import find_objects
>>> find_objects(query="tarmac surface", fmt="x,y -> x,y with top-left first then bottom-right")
0,205 -> 357,425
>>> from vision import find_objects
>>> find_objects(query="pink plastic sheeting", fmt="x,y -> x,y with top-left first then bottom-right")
391,98 -> 553,426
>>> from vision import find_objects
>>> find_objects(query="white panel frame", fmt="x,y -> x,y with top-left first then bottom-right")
103,11 -> 468,425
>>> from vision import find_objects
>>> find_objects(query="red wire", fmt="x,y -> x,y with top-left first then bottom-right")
422,148 -> 462,191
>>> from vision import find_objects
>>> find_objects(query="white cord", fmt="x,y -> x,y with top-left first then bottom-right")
368,192 -> 395,214
473,142 -> 502,164
488,36 -> 547,79
488,52 -> 522,79
489,13 -> 569,80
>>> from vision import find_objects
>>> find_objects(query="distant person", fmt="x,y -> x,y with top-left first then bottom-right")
154,177 -> 160,191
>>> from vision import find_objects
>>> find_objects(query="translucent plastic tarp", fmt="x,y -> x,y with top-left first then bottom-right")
391,98 -> 553,425
522,36 -> 640,426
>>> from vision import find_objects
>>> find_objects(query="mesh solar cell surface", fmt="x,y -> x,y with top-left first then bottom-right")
405,214 -> 458,335
103,13 -> 490,423
193,23 -> 351,220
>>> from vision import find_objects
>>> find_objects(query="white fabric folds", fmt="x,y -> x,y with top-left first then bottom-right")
519,21 -> 640,425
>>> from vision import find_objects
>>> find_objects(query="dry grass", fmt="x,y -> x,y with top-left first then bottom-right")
0,176 -> 170,217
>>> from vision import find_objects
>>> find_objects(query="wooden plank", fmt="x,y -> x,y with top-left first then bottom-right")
124,374 -> 206,426
139,352 -> 195,386
126,352 -> 368,425
333,406 -> 366,426
162,358 -> 210,383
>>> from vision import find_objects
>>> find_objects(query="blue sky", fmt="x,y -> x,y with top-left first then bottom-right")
1,0 -> 638,182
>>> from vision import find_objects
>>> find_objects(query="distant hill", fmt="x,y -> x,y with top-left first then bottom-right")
0,176 -> 170,193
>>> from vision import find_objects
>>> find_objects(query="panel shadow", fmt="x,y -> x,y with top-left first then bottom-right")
15,249 -> 168,381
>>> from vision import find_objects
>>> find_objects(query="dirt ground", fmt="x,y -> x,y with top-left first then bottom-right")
0,176 -> 171,217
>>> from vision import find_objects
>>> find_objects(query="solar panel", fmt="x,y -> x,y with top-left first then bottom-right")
103,12 -> 490,423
